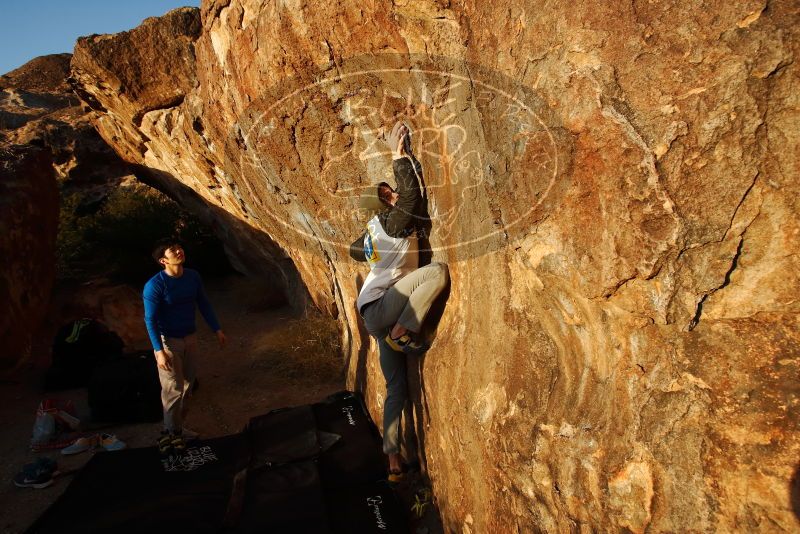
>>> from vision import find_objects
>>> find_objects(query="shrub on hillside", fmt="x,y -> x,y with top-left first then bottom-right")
57,184 -> 231,284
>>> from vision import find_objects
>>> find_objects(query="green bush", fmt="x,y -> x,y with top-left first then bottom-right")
57,184 -> 232,284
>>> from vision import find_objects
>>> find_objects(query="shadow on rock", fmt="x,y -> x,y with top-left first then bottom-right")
792,464 -> 800,521
350,273 -> 370,392
407,276 -> 451,474
130,164 -> 309,312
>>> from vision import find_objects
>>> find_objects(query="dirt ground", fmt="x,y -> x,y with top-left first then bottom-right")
0,275 -> 443,533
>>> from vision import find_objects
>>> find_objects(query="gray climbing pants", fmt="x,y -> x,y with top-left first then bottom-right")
361,262 -> 449,454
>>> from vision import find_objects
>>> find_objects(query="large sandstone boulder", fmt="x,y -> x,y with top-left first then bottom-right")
71,2 -> 799,531
0,145 -> 58,370
0,53 -> 133,193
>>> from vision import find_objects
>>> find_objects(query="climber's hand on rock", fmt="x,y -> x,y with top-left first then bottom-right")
387,121 -> 411,158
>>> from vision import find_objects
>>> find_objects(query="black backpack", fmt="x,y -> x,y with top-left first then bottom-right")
88,351 -> 162,423
44,319 -> 124,390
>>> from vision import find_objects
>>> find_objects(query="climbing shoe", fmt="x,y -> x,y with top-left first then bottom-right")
385,333 -> 429,355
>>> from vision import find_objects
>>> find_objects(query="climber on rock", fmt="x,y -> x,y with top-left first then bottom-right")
349,120 -> 450,479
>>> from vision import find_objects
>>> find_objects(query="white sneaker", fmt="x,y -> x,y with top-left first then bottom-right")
99,433 -> 127,451
61,436 -> 95,455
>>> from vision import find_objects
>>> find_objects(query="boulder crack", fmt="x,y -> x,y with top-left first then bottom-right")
688,233 -> 746,331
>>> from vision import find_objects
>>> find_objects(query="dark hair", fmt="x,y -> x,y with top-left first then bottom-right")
377,182 -> 394,205
151,240 -> 182,265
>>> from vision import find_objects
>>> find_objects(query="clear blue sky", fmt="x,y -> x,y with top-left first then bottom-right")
1,0 -> 201,75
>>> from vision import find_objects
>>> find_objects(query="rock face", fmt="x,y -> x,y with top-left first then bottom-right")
71,2 -> 799,531
0,145 -> 58,370
0,54 -> 134,196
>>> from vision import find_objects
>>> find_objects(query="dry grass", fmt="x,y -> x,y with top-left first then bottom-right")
246,312 -> 344,384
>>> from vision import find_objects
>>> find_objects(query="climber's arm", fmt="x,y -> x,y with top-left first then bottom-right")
383,155 -> 422,238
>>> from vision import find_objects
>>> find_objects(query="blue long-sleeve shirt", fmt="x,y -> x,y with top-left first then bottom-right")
143,268 -> 221,351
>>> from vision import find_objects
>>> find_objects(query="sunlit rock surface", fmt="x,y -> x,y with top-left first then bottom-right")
0,54 -> 133,195
70,2 -> 799,531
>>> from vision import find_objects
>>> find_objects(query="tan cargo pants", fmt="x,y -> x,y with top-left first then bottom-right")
158,333 -> 198,433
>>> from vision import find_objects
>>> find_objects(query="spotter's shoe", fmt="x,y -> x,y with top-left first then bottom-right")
170,434 -> 187,454
157,432 -> 173,456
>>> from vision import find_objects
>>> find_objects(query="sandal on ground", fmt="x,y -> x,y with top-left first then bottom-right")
387,468 -> 406,483
385,333 -> 429,355
387,459 -> 412,482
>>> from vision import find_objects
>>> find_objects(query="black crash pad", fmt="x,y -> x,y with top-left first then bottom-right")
27,391 -> 407,534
